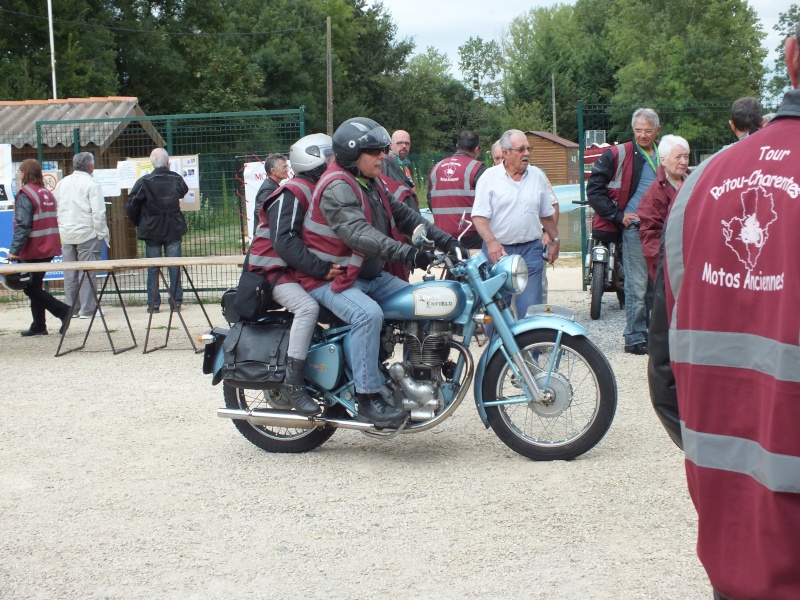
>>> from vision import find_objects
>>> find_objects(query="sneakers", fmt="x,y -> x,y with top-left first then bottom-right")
148,306 -> 160,314
79,309 -> 103,320
624,342 -> 648,355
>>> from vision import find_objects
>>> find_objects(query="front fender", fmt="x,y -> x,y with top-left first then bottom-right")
473,315 -> 589,427
591,245 -> 609,263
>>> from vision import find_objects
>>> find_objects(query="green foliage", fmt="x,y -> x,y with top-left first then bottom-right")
768,4 -> 800,96
458,36 -> 503,102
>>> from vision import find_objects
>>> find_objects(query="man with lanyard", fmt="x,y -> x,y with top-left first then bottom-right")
587,108 -> 661,355
381,129 -> 419,213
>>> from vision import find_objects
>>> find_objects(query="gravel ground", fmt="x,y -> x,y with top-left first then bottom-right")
0,265 -> 710,600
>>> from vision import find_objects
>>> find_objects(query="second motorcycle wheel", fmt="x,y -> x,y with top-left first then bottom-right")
590,262 -> 606,320
223,383 -> 339,453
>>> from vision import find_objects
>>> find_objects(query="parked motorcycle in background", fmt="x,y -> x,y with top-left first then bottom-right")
202,224 -> 618,461
575,200 -> 625,320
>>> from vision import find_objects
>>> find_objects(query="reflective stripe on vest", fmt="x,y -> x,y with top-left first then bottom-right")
682,423 -> 800,493
18,184 -> 61,260
608,144 -> 627,190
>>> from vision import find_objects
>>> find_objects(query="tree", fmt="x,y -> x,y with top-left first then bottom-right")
458,36 -> 503,102
768,4 -> 800,96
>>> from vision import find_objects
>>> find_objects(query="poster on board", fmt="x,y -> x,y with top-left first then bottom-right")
0,144 -> 13,210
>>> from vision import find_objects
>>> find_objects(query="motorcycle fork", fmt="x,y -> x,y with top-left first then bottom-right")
486,330 -> 566,407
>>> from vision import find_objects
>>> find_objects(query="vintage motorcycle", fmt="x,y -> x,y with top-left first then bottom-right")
202,226 -> 617,461
575,200 -> 625,320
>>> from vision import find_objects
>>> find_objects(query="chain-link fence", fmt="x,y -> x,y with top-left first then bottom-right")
11,109 -> 304,305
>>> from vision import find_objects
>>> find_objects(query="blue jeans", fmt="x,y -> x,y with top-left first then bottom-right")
622,227 -> 652,346
145,240 -> 183,308
482,239 -> 544,337
310,272 -> 409,394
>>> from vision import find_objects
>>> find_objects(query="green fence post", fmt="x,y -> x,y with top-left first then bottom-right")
73,128 -> 80,155
578,100 -> 587,291
166,118 -> 173,154
36,123 -> 43,163
299,106 -> 306,137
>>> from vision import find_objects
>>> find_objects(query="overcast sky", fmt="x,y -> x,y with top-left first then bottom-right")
377,0 -> 784,81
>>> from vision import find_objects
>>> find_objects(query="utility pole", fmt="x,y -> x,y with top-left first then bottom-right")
326,17 -> 333,136
47,0 -> 57,99
551,73 -> 557,135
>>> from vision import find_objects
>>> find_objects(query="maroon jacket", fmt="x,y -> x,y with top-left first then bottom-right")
15,184 -> 61,260
638,166 -> 685,282
663,105 -> 800,599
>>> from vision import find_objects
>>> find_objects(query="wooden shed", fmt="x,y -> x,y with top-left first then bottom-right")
0,97 -> 164,260
524,131 -> 581,185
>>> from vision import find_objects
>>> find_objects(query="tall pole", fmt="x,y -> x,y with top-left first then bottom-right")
47,0 -> 57,99
326,16 -> 333,136
551,73 -> 556,135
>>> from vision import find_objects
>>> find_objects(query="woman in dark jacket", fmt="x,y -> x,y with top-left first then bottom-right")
7,159 -> 71,336
638,135 -> 690,283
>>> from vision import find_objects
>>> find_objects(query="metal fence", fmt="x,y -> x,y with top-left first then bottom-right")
24,109 -> 305,305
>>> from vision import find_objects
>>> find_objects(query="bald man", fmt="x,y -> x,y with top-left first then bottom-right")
381,129 -> 419,213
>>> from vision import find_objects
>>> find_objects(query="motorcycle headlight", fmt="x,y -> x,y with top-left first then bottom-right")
491,254 -> 528,295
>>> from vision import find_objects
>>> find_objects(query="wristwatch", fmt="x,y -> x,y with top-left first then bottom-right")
551,237 -> 560,243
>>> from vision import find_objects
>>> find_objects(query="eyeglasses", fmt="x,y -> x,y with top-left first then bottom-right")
509,146 -> 532,153
634,129 -> 655,135
393,141 -> 411,146
363,145 -> 390,156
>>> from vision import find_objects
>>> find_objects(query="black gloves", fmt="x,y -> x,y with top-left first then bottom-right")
445,238 -> 470,259
413,249 -> 432,270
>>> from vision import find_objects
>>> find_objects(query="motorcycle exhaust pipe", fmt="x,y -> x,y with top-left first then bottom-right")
217,408 -> 376,431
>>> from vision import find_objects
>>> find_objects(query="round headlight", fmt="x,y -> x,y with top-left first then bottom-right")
490,254 -> 528,295
508,254 -> 528,294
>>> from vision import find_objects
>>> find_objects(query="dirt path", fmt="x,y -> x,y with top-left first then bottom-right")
0,266 -> 709,599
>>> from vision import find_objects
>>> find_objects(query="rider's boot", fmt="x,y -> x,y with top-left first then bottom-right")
283,357 -> 321,416
356,392 -> 407,429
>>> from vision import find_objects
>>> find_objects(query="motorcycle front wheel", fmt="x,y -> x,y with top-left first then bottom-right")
223,384 -> 338,453
483,330 -> 617,461
589,262 -> 606,320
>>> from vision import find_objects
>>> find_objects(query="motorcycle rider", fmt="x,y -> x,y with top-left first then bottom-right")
299,117 -> 461,429
248,133 -> 343,416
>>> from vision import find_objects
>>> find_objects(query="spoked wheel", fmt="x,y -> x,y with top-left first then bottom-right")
590,262 -> 606,320
483,330 -> 617,461
223,383 -> 338,453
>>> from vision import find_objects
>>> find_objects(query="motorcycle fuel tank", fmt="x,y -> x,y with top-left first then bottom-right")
380,280 -> 467,321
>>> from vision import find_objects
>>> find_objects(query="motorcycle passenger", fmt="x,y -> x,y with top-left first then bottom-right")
298,117 -> 461,429
248,133 -> 344,416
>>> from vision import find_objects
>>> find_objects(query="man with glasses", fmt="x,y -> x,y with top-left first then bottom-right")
472,129 -> 560,324
253,153 -> 290,235
587,108 -> 661,355
299,117 -> 458,429
381,129 -> 419,212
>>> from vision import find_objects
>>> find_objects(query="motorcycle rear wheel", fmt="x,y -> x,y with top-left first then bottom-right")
589,262 -> 606,320
483,330 -> 617,461
223,384 -> 338,453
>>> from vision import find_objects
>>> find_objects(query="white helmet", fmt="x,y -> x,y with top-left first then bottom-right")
289,133 -> 333,180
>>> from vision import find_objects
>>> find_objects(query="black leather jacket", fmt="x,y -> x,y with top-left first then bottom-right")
127,167 -> 188,243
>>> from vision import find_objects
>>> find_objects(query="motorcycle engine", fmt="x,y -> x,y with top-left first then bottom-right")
383,321 -> 453,422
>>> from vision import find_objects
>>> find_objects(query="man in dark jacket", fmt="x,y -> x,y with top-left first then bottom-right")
253,153 -> 289,235
381,129 -> 419,212
587,108 -> 661,355
127,148 -> 189,313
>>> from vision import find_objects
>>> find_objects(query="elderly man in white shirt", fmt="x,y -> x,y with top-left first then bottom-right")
54,152 -> 110,319
472,129 -> 560,323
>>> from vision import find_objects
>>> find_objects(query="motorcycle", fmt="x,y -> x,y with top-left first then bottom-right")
583,235 -> 625,320
202,225 -> 617,461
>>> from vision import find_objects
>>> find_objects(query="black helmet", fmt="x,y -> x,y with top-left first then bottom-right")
332,117 -> 391,170
1,271 -> 32,291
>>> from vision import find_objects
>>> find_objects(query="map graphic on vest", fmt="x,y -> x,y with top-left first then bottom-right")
721,186 -> 777,271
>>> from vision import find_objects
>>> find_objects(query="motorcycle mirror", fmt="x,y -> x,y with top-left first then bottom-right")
411,224 -> 428,246
457,212 -> 473,243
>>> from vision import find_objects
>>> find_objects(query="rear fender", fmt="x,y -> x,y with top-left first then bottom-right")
473,316 -> 589,426
201,327 -> 228,384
